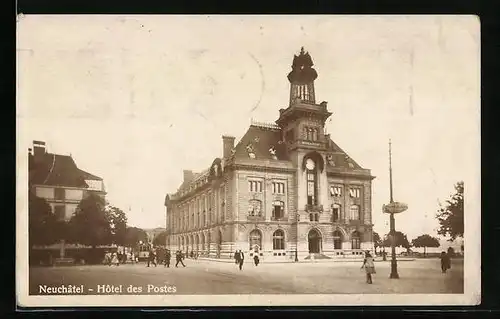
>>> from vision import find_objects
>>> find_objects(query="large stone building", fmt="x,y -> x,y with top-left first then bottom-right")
29,140 -> 106,221
164,48 -> 375,261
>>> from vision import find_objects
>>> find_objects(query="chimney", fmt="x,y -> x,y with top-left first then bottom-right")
183,170 -> 194,182
222,135 -> 235,158
33,140 -> 46,159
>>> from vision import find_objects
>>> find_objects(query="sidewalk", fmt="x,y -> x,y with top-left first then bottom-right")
195,257 -> 416,264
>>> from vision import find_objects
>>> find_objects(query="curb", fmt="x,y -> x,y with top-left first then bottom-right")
195,258 -> 416,264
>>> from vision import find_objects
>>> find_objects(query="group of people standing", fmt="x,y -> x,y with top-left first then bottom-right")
146,249 -> 187,268
104,251 -> 130,266
233,250 -> 260,270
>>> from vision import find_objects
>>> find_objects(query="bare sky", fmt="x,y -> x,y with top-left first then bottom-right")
17,15 -> 480,240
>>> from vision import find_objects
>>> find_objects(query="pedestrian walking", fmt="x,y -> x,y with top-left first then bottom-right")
164,249 -> 171,268
237,250 -> 244,270
234,251 -> 240,265
111,252 -> 120,266
440,251 -> 451,273
147,248 -> 157,267
361,250 -> 376,284
104,251 -> 112,266
175,250 -> 186,267
253,254 -> 259,266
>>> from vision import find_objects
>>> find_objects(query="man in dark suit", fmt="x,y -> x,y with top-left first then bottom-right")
164,249 -> 171,268
237,250 -> 244,270
175,250 -> 186,267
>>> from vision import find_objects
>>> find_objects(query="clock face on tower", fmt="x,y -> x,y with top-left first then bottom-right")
306,158 -> 315,170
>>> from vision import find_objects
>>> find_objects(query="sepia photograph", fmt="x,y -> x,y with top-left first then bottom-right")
16,15 -> 480,307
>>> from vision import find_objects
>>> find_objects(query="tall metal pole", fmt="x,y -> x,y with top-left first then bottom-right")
389,139 -> 399,279
295,214 -> 299,262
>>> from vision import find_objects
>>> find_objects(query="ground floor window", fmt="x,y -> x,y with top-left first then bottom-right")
333,230 -> 343,249
351,231 -> 361,249
249,229 -> 262,251
273,229 -> 285,250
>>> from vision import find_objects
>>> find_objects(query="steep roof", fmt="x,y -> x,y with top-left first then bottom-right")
232,124 -> 289,161
29,152 -> 102,188
325,137 -> 364,170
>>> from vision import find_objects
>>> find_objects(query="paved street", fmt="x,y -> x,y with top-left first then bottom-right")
29,258 -> 463,295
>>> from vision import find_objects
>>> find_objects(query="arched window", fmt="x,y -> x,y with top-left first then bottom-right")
305,158 -> 318,206
351,231 -> 361,250
350,205 -> 360,220
249,229 -> 262,251
332,204 -> 341,222
248,199 -> 262,216
272,201 -> 284,220
273,229 -> 285,250
333,230 -> 343,249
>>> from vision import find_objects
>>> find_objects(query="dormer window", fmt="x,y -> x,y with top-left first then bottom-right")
246,143 -> 256,159
269,146 -> 277,160
326,155 -> 335,167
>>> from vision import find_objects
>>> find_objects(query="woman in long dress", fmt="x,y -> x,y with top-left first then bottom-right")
361,250 -> 376,284
111,252 -> 120,266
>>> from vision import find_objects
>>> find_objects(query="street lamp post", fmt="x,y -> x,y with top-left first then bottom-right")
295,213 -> 299,262
383,139 -> 408,279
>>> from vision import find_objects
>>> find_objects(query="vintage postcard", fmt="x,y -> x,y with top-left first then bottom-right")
16,15 -> 481,307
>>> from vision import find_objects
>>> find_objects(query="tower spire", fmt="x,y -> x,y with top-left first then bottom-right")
287,47 -> 317,105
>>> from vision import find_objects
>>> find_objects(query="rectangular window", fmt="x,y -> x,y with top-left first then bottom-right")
332,205 -> 340,222
54,188 -> 65,200
330,186 -> 342,197
54,205 -> 65,220
272,201 -> 284,219
349,188 -> 361,198
272,182 -> 285,194
350,205 -> 360,220
248,180 -> 263,193
352,237 -> 361,250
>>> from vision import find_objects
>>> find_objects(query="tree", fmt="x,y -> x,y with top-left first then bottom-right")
153,231 -> 167,247
436,181 -> 464,241
29,190 -> 64,247
68,193 -> 112,247
411,234 -> 440,257
106,206 -> 128,246
124,227 -> 149,248
373,232 -> 382,255
383,231 -> 410,250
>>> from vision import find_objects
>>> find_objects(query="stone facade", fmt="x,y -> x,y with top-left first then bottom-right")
164,48 -> 375,261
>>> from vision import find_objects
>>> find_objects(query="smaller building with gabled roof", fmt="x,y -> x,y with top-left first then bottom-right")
29,140 -> 106,221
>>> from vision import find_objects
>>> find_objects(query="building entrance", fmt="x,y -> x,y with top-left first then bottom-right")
308,229 -> 322,253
